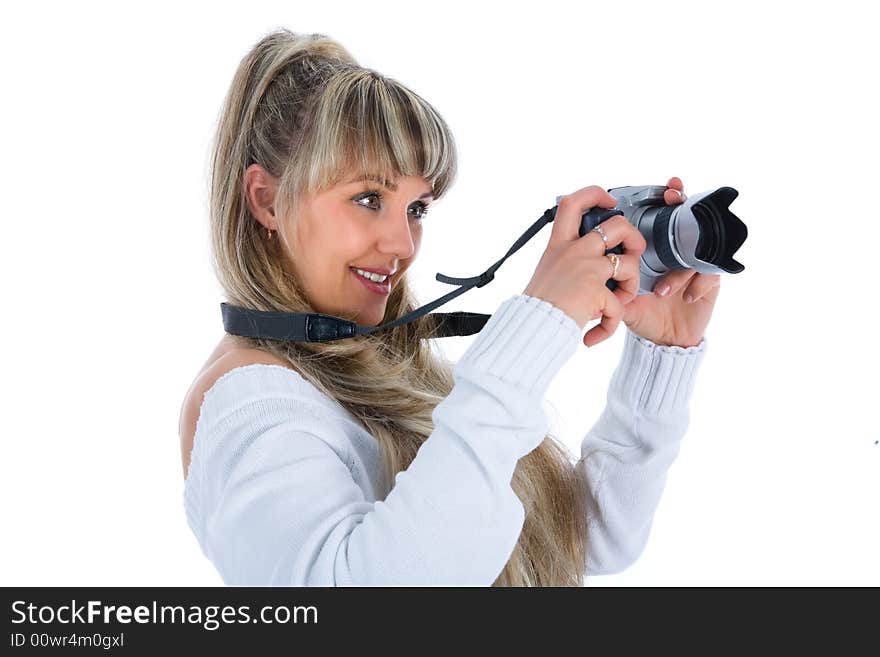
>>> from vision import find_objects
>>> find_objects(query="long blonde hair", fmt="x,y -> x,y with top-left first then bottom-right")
208,28 -> 588,586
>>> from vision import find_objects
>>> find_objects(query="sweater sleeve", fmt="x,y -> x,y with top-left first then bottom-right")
183,294 -> 582,586
579,327 -> 708,577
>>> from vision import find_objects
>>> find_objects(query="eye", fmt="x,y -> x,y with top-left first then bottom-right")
410,201 -> 430,220
354,191 -> 382,211
354,191 -> 430,220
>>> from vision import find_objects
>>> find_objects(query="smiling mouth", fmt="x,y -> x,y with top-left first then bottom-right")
351,267 -> 392,282
350,267 -> 392,295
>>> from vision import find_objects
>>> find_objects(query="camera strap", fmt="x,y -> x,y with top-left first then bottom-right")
221,205 -> 560,342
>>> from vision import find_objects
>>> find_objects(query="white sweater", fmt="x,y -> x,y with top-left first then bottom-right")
183,293 -> 707,585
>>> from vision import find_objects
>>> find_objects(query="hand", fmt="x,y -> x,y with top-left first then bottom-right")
620,176 -> 720,348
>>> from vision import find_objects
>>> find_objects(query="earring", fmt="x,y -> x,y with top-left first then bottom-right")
266,227 -> 273,240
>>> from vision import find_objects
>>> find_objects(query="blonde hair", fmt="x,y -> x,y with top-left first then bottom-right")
208,28 -> 588,586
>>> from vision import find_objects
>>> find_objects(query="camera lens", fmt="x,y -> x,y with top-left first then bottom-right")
693,201 -> 727,267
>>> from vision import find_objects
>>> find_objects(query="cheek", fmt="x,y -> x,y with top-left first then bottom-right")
409,219 -> 423,247
300,211 -> 365,260
336,221 -> 373,264
412,224 -> 423,259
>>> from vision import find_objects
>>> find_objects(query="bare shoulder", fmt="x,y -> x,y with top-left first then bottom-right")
179,337 -> 293,480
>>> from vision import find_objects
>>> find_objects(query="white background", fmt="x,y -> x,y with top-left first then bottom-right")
1,0 -> 877,586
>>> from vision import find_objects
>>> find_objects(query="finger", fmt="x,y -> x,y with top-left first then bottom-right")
666,176 -> 687,203
682,273 -> 722,303
605,253 -> 641,305
583,290 -> 624,348
664,188 -> 685,205
666,176 -> 684,191
652,268 -> 698,298
580,214 -> 647,258
550,186 -> 618,247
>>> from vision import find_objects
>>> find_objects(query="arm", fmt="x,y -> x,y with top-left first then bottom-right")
184,294 -> 582,586
578,327 -> 708,576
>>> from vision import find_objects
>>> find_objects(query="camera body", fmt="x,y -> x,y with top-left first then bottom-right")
556,185 -> 747,295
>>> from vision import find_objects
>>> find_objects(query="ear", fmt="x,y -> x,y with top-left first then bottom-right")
244,164 -> 279,230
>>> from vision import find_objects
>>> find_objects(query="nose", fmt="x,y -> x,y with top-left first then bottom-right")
376,208 -> 417,261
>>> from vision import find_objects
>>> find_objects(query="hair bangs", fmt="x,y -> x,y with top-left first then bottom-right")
296,70 -> 457,201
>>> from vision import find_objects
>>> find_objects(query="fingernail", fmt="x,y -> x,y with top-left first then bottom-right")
656,284 -> 670,297
685,294 -> 694,303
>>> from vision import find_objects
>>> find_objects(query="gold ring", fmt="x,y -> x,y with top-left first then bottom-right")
607,253 -> 620,278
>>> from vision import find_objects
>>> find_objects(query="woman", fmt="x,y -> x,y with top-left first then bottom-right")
179,28 -> 719,586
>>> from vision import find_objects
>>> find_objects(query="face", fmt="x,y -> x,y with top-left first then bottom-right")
247,165 -> 433,326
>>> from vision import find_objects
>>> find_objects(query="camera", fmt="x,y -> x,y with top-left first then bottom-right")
556,185 -> 747,295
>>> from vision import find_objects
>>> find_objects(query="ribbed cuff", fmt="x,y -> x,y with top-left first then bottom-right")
609,327 -> 709,416
454,294 -> 581,398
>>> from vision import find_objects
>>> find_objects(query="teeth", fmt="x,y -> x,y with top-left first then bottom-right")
354,268 -> 388,283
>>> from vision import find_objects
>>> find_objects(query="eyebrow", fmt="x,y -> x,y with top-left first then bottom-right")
347,174 -> 434,199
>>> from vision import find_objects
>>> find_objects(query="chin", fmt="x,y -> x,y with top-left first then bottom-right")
367,308 -> 389,327
342,304 -> 386,327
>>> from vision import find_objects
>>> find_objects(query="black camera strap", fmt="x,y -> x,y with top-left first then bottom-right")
221,205 -> 560,342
